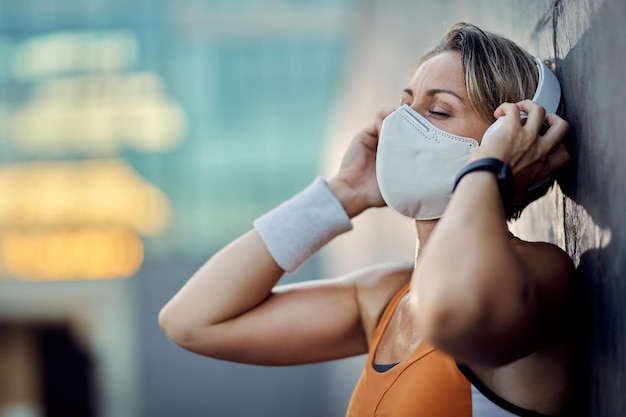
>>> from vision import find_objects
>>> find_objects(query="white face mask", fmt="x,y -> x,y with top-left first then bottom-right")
376,104 -> 479,220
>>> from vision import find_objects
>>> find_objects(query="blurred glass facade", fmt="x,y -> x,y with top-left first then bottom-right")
0,0 -> 352,258
0,0 -> 354,416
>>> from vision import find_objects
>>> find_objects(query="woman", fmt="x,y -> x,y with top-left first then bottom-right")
159,23 -> 579,416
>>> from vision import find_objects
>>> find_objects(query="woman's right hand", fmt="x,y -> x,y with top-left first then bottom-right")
327,107 -> 395,218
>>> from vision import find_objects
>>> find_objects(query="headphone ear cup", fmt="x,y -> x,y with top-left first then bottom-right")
482,111 -> 525,139
481,116 -> 506,142
531,56 -> 561,114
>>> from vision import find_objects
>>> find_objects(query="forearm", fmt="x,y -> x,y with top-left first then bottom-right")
159,177 -> 355,345
414,170 -> 531,365
159,109 -> 390,355
429,171 -> 514,264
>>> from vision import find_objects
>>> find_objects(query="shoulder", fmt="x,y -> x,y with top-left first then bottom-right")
510,236 -> 576,343
510,236 -> 574,273
510,237 -> 574,294
347,262 -> 414,343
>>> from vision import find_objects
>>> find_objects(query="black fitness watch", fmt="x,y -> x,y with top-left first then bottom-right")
453,158 -> 515,217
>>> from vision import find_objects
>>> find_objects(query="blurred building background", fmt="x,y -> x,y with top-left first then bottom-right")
0,0 -> 624,416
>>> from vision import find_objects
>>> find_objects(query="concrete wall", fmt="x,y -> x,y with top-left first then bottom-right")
517,1 -> 626,416
321,0 -> 626,415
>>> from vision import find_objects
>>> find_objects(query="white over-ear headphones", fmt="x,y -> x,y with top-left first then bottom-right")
482,56 -> 561,139
531,56 -> 561,114
477,56 -> 563,193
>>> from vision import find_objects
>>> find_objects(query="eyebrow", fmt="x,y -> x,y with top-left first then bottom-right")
403,88 -> 464,102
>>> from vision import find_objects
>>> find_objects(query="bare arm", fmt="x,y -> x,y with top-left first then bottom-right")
413,101 -> 574,367
158,109 -> 404,365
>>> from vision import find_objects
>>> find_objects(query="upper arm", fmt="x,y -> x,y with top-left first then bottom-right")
416,239 -> 574,368
180,263 -> 411,366
509,240 -> 576,343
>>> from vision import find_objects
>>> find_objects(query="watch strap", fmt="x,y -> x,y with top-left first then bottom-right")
453,158 -> 515,217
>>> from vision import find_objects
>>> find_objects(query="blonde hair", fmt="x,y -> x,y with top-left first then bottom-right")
419,22 -> 539,124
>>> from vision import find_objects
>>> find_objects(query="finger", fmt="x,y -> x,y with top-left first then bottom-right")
493,102 -> 522,121
363,122 -> 378,137
365,107 -> 395,137
537,115 -> 569,151
374,118 -> 384,136
517,100 -> 546,133
544,112 -> 569,132
492,103 -> 525,135
362,109 -> 388,138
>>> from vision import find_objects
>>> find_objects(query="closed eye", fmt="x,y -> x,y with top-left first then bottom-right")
428,110 -> 449,117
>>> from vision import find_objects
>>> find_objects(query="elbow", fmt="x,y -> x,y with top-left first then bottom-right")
158,305 -> 173,339
159,303 -> 235,359
158,304 -> 198,349
159,303 -> 229,359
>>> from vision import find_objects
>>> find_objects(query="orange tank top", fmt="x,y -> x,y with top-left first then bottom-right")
346,283 -> 471,417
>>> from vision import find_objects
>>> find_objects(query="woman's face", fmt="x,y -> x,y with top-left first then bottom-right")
400,50 -> 491,143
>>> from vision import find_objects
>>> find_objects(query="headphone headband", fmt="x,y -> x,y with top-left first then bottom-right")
531,57 -> 561,114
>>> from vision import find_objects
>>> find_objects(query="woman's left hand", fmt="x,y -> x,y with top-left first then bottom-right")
470,100 -> 570,202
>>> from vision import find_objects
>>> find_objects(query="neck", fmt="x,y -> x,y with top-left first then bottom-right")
414,219 -> 438,261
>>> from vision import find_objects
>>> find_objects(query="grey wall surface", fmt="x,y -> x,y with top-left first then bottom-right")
512,1 -> 626,416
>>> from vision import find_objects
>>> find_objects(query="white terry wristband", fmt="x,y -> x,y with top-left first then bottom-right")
253,177 -> 353,273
